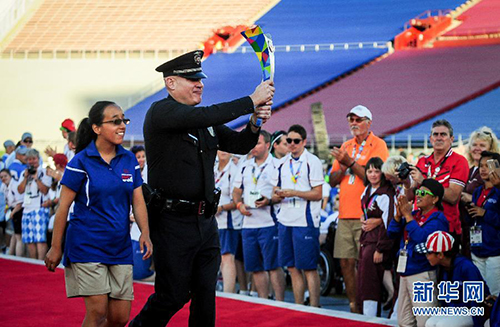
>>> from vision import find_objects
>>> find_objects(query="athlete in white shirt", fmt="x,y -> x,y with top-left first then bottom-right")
233,131 -> 285,300
271,125 -> 323,307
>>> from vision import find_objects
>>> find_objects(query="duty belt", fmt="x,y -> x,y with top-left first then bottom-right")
163,198 -> 207,216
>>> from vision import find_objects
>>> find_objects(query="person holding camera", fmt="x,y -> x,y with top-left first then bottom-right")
409,120 -> 469,243
465,151 -> 500,297
17,148 -> 52,260
130,50 -> 273,327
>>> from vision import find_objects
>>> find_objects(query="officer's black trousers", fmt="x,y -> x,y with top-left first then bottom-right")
130,211 -> 221,327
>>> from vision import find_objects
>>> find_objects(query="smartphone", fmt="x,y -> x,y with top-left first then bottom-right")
487,159 -> 500,175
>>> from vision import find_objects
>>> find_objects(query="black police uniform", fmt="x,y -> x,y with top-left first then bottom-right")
131,52 -> 259,327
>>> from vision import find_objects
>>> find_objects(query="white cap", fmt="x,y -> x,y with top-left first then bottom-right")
347,105 -> 372,121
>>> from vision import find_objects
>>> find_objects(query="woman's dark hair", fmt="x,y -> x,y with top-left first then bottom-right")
0,168 -> 12,176
130,145 -> 145,154
76,101 -> 116,153
479,150 -> 500,165
364,157 -> 388,187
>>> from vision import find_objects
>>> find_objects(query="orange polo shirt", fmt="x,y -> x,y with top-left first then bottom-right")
330,132 -> 389,219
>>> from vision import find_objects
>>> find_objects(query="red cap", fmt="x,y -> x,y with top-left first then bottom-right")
426,231 -> 454,253
53,153 -> 68,168
60,119 -> 75,132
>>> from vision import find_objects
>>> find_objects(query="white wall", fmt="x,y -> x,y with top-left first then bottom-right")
0,58 -> 162,152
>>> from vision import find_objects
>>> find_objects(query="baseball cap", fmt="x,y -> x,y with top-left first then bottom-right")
21,132 -> 32,141
60,119 -> 76,132
15,145 -> 28,155
425,231 -> 455,253
53,153 -> 68,168
347,105 -> 372,120
3,140 -> 15,148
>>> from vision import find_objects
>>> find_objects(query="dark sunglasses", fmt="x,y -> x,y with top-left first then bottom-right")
102,118 -> 130,126
347,117 -> 367,123
286,138 -> 302,145
23,139 -> 33,143
415,189 -> 434,197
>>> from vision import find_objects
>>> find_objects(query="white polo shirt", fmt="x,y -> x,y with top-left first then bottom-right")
233,154 -> 277,229
18,167 -> 52,212
271,149 -> 324,228
215,160 -> 243,230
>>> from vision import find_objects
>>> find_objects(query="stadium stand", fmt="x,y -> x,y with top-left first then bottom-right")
2,0 -> 278,53
261,44 -> 500,145
124,0 -> 468,141
443,0 -> 500,36
387,86 -> 500,144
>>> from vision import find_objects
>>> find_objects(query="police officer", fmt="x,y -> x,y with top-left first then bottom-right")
130,50 -> 274,327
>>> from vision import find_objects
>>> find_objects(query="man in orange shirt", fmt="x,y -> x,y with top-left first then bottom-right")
329,105 -> 389,313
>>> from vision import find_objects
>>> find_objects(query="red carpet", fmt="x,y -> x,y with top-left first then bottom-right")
0,257 -> 391,326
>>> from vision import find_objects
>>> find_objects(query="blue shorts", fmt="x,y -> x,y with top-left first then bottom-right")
219,229 -> 241,255
278,223 -> 320,270
242,226 -> 279,272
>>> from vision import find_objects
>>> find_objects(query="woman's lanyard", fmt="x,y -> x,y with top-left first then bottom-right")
252,164 -> 267,186
289,159 -> 303,185
362,192 -> 378,221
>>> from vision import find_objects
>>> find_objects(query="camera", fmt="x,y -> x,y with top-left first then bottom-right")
397,162 -> 412,180
27,166 -> 37,175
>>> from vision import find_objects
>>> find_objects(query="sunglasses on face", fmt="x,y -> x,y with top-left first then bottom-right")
102,118 -> 130,126
23,139 -> 33,143
347,117 -> 367,123
286,138 -> 302,145
415,189 -> 434,197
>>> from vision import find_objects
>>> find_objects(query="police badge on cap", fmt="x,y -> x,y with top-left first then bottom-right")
155,50 -> 208,79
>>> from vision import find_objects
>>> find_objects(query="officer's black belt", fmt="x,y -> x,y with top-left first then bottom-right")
162,198 -> 207,216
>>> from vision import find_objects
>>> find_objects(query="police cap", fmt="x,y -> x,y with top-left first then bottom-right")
155,50 -> 207,79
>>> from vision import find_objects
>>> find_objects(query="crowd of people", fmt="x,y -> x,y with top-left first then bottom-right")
1,52 -> 499,327
2,112 -> 499,327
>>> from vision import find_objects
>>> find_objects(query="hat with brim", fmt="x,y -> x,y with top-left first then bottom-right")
3,140 -> 15,148
156,50 -> 207,79
347,105 -> 372,120
421,178 -> 444,210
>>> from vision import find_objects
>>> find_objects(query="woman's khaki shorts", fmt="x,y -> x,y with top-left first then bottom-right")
65,262 -> 134,300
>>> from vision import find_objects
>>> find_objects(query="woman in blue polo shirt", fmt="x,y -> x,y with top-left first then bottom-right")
388,178 -> 449,327
466,151 -> 500,297
45,101 -> 152,327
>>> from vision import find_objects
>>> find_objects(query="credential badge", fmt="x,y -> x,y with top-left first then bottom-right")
194,52 -> 202,65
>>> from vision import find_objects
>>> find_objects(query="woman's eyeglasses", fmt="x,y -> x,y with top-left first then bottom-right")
102,118 -> 130,126
286,138 -> 302,145
415,189 -> 434,197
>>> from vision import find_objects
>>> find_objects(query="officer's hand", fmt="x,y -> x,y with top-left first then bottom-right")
139,233 -> 153,260
45,247 -> 63,272
250,80 -> 275,107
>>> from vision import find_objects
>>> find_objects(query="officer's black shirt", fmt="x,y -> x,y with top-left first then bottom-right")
144,95 -> 258,203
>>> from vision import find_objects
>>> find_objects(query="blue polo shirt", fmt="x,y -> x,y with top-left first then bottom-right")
62,141 -> 142,266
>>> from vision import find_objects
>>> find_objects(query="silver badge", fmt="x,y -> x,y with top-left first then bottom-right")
208,126 -> 215,137
194,52 -> 202,65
